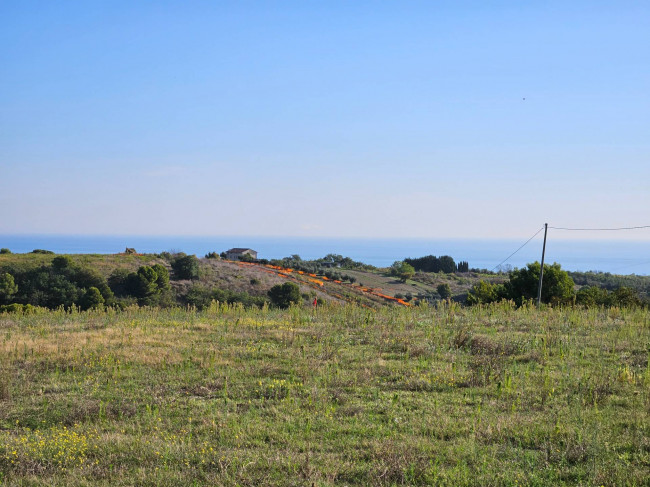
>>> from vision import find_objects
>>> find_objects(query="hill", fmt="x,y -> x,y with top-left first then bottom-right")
0,252 -> 503,310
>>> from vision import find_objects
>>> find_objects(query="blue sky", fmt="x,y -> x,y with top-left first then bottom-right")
1,1 -> 649,240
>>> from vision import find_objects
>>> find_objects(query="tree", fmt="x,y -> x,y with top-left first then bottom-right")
80,287 -> 104,310
108,269 -> 131,296
438,256 -> 457,274
437,283 -> 452,299
0,248 -> 11,254
151,264 -> 171,291
0,273 -> 18,304
52,256 -> 74,270
390,261 -> 415,282
505,262 -> 574,306
267,282 -> 301,308
172,255 -> 200,280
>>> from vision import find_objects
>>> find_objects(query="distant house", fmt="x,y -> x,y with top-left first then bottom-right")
225,248 -> 258,261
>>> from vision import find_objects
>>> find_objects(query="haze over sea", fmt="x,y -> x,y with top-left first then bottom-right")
1,235 -> 648,276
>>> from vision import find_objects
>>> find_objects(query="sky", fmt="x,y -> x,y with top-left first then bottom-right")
1,1 -> 649,240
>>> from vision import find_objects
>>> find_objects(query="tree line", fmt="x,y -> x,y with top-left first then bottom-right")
404,255 -> 469,274
0,253 -> 266,312
467,262 -> 647,308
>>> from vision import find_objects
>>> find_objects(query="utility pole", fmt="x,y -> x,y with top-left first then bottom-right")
537,223 -> 548,307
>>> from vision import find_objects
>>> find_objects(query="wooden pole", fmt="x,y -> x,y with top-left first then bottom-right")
537,223 -> 548,307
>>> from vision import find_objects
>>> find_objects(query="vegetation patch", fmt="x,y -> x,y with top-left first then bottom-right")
0,303 -> 648,485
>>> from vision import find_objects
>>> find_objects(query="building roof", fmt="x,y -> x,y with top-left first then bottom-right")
227,248 -> 257,253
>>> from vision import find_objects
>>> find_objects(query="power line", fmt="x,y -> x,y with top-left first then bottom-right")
491,226 -> 545,272
549,225 -> 650,231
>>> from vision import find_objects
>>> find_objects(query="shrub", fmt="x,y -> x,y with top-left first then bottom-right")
612,287 -> 642,307
390,261 -> 415,282
437,283 -> 452,299
268,282 -> 301,308
576,286 -> 611,307
466,280 -> 505,305
0,303 -> 25,313
0,248 -> 11,254
80,287 -> 104,310
0,272 -> 18,304
31,249 -> 54,254
205,252 -> 220,259
172,255 -> 200,280
151,264 -> 171,291
505,262 -> 574,306
108,269 -> 131,296
52,255 -> 73,270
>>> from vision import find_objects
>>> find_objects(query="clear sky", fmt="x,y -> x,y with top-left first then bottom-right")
2,1 -> 649,240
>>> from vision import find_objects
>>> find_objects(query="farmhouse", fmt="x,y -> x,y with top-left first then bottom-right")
225,248 -> 258,261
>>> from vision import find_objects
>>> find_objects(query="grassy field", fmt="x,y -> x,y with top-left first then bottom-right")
1,303 -> 649,486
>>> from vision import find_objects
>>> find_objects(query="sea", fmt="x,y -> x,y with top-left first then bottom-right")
1,235 -> 649,276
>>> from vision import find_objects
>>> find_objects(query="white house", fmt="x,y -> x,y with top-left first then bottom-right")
225,248 -> 258,261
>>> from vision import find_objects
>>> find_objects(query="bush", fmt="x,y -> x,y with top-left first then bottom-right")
125,266 -> 164,305
575,285 -> 643,308
205,252 -> 220,259
0,248 -> 11,254
466,280 -> 505,305
390,261 -> 415,282
31,249 -> 54,254
0,303 -> 43,314
52,256 -> 73,270
182,284 -> 267,310
612,287 -> 642,307
80,287 -> 104,310
437,283 -> 452,299
505,262 -> 574,306
0,303 -> 24,313
108,269 -> 131,296
576,286 -> 611,307
172,255 -> 200,280
268,282 -> 301,308
0,272 -> 18,304
151,264 -> 171,291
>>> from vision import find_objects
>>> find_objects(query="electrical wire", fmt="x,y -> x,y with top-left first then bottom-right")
490,226 -> 545,272
548,223 -> 650,274
549,225 -> 650,231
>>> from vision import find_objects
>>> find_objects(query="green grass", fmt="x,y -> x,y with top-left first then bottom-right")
1,303 -> 649,485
